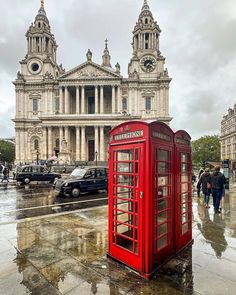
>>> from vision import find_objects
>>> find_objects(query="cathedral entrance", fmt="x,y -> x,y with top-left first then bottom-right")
88,97 -> 95,114
88,140 -> 95,161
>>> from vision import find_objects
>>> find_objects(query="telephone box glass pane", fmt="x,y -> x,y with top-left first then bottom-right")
182,223 -> 189,234
158,162 -> 168,173
117,187 -> 134,199
181,163 -> 188,173
181,175 -> 188,182
117,175 -> 134,186
118,150 -> 134,161
158,199 -> 167,211
157,235 -> 167,250
158,223 -> 167,236
157,211 -> 167,224
117,163 -> 134,173
158,150 -> 168,161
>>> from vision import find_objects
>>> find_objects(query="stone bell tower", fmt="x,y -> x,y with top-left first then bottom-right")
13,0 -> 64,164
127,0 -> 172,122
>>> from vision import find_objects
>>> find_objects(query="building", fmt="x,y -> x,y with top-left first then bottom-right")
13,0 -> 172,165
220,104 -> 236,169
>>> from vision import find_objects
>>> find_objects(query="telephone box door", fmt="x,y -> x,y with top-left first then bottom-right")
152,144 -> 174,266
174,131 -> 192,252
109,143 -> 144,272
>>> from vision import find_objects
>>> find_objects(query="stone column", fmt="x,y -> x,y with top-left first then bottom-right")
128,88 -> 133,114
65,87 -> 70,114
76,127 -> 81,160
15,130 -> 20,163
42,127 -> 47,159
59,127 -> 64,152
100,86 -> 104,114
112,86 -> 116,114
20,130 -> 25,162
117,86 -> 121,113
95,126 -> 99,160
76,86 -> 80,114
49,90 -> 53,114
100,126 -> 105,161
139,33 -> 141,49
95,86 -> 98,114
135,88 -> 138,115
81,86 -> 85,114
48,127 -> 52,158
59,87 -> 63,114
81,126 -> 86,161
164,86 -> 169,116
27,137 -> 31,163
160,86 -> 164,114
65,127 -> 70,153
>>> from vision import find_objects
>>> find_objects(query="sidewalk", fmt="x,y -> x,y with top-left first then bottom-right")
0,186 -> 236,294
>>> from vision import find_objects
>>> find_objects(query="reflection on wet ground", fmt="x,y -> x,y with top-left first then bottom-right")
0,183 -> 108,223
0,183 -> 236,294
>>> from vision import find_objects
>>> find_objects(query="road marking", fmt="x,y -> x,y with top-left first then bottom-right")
0,204 -> 108,225
1,197 -> 108,214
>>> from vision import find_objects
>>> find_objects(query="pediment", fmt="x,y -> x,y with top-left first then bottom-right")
60,62 -> 120,80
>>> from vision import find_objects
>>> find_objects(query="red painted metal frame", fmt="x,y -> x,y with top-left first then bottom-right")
174,130 -> 193,252
108,120 -> 178,278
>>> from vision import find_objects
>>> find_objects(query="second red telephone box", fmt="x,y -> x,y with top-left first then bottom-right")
174,130 -> 192,252
108,120 -> 175,278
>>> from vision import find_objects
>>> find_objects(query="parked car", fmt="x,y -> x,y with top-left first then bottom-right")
54,166 -> 108,197
15,165 -> 61,184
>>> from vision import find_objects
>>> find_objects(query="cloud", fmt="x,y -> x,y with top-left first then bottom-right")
0,0 -> 235,140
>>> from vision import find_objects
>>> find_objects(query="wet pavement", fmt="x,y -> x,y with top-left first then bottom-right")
0,182 -> 236,294
0,182 -> 108,224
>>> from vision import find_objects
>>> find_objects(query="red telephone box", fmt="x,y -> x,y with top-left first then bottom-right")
174,130 -> 193,252
108,120 -> 176,278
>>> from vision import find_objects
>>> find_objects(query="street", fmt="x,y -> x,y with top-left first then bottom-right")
0,180 -> 236,294
0,182 -> 108,224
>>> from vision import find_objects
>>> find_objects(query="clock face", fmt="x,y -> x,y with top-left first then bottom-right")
140,56 -> 156,72
28,59 -> 42,75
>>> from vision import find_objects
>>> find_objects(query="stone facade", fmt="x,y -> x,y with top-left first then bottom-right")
13,0 -> 172,164
220,104 -> 236,168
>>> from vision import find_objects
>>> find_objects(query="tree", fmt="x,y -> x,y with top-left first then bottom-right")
0,140 -> 15,163
192,135 -> 220,169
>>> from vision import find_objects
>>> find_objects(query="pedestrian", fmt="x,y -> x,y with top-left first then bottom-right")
197,168 -> 211,208
1,167 -> 9,183
196,168 -> 204,197
198,168 -> 204,179
210,166 -> 226,214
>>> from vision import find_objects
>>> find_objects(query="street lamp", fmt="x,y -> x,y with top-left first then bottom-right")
95,150 -> 98,166
36,149 -> 40,165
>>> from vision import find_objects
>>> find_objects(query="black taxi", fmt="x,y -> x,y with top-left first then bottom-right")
54,166 -> 108,197
15,165 -> 61,184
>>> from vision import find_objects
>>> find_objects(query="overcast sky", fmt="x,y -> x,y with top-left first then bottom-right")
0,0 -> 236,140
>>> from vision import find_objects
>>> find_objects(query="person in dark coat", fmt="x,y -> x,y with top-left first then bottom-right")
1,167 -> 9,183
210,166 -> 226,214
197,168 -> 211,208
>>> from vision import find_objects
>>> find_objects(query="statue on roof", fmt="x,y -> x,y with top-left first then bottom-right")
86,49 -> 92,62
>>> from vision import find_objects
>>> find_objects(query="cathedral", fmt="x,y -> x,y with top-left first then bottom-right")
13,0 -> 172,165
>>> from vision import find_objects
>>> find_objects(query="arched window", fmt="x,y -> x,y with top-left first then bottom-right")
34,139 -> 39,150
145,18 -> 148,24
